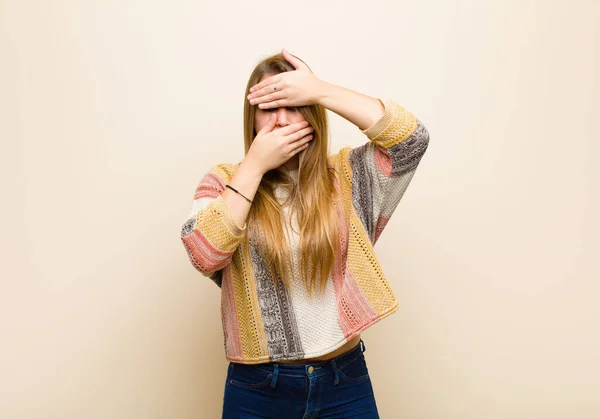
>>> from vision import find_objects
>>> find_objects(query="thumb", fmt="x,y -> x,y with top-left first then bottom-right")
260,112 -> 278,133
282,48 -> 308,71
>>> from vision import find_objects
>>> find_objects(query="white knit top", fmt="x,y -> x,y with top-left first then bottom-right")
271,168 -> 348,352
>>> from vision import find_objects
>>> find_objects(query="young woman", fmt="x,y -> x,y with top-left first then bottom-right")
181,49 -> 430,418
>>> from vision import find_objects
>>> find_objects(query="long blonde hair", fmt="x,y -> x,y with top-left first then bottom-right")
242,52 -> 340,298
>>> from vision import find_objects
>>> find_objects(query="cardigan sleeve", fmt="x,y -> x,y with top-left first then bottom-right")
180,162 -> 246,286
347,98 -> 430,245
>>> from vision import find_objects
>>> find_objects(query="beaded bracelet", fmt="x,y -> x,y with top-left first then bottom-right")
225,184 -> 253,204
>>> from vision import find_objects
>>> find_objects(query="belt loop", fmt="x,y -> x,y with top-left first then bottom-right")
360,339 -> 366,353
331,359 -> 340,385
270,363 -> 279,388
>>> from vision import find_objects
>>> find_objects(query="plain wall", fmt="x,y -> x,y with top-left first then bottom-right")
2,0 -> 599,418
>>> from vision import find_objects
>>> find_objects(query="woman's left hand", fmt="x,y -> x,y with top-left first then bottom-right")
247,49 -> 325,109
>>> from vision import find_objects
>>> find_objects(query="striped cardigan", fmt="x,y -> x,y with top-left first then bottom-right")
181,99 -> 430,364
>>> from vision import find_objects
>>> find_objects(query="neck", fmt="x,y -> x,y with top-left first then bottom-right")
281,155 -> 299,172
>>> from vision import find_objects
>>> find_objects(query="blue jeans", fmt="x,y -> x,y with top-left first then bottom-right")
222,339 -> 379,418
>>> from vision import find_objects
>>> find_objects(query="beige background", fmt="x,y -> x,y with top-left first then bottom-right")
2,1 -> 599,418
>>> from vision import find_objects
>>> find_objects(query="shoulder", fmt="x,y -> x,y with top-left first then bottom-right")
328,144 -> 372,186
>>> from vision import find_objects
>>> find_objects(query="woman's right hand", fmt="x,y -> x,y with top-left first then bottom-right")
245,113 -> 315,174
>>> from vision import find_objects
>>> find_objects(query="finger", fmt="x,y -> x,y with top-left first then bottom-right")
285,125 -> 314,142
276,120 -> 310,136
258,113 -> 278,133
257,98 -> 289,109
250,91 -> 285,106
281,49 -> 307,71
248,85 -> 285,104
289,134 -> 313,153
293,133 -> 314,145
249,75 -> 283,93
249,80 -> 285,101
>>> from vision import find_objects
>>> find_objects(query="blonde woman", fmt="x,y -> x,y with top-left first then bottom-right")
181,48 -> 430,418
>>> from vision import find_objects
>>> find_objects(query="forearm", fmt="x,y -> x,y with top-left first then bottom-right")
316,81 -> 385,131
221,158 -> 264,230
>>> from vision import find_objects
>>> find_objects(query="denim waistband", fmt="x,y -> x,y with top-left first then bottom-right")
233,338 -> 366,374
230,339 -> 367,386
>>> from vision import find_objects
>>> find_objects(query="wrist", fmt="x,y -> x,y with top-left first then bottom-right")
239,157 -> 266,179
315,79 -> 337,107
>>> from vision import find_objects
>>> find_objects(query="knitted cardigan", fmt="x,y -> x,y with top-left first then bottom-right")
181,98 -> 430,364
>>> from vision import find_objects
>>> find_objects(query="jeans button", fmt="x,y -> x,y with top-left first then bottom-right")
308,366 -> 314,374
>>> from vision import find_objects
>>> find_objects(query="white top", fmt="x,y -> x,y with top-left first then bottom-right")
271,167 -> 347,353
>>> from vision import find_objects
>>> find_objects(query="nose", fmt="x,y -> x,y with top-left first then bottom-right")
275,108 -> 290,126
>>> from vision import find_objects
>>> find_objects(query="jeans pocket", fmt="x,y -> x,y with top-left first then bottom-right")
228,363 -> 273,389
338,355 -> 370,382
